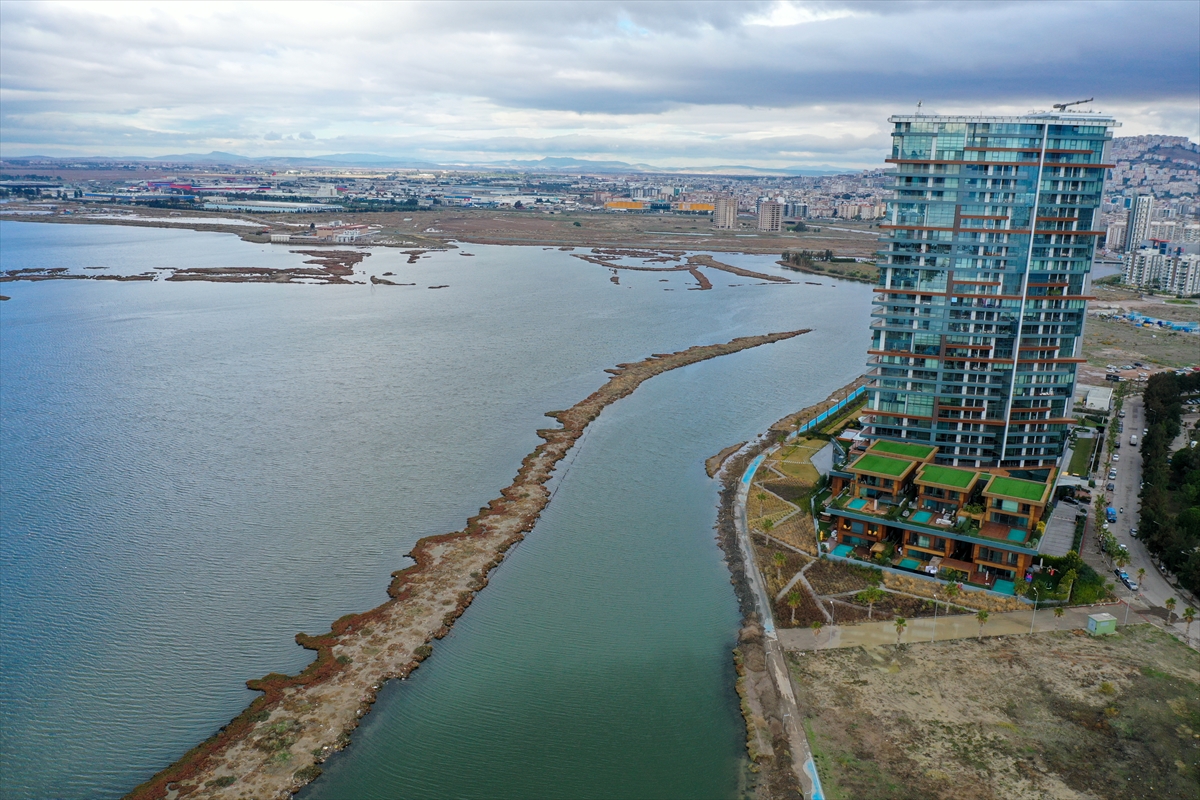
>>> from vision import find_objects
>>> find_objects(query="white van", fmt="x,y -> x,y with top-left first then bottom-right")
1130,435 -> 1138,446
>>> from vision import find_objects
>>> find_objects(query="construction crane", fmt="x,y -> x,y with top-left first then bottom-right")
1053,98 -> 1094,111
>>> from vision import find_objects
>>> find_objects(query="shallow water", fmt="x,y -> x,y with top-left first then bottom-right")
0,221 -> 871,799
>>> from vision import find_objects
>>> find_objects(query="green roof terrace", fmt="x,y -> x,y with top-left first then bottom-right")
984,475 -> 1050,505
849,453 -> 916,479
867,440 -> 938,460
916,464 -> 979,491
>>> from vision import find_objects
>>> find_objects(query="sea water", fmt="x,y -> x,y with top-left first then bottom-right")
0,221 -> 871,798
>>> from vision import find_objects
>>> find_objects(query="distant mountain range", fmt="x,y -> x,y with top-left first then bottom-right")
1,151 -> 857,176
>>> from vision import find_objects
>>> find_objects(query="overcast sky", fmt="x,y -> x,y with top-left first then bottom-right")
2,1 -> 1197,168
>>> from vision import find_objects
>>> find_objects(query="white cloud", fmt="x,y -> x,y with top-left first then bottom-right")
743,1 -> 859,27
0,1 -> 1195,166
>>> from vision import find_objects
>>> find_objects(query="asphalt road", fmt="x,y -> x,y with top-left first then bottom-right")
1095,394 -> 1194,641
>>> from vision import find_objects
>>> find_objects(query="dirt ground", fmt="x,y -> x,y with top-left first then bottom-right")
789,625 -> 1200,800
6,202 -> 883,260
1082,317 -> 1199,371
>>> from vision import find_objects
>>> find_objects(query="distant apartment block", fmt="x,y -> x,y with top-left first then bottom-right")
1123,243 -> 1200,295
756,200 -> 782,232
1105,222 -> 1127,251
873,112 -> 1119,469
713,196 -> 738,229
1124,194 -> 1154,251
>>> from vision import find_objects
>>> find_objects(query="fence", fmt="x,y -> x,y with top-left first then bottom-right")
793,385 -> 868,436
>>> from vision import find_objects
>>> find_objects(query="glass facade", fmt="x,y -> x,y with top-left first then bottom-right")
869,114 -> 1119,469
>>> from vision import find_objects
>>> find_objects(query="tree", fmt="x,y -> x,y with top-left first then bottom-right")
787,591 -> 802,625
773,551 -> 787,582
1165,597 -> 1177,626
1137,567 -> 1146,587
1060,569 -> 1079,604
756,492 -> 767,517
1053,606 -> 1065,630
856,586 -> 885,620
763,518 -> 775,537
810,618 -> 823,646
976,609 -> 990,641
894,616 -> 907,647
942,581 -> 960,608
1183,607 -> 1195,640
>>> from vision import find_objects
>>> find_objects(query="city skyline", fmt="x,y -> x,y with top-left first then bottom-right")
2,1 -> 1197,168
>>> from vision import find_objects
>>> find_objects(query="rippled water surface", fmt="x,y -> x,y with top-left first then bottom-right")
0,221 -> 871,799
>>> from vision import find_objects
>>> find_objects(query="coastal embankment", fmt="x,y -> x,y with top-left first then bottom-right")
712,377 -> 866,800
126,329 -> 810,800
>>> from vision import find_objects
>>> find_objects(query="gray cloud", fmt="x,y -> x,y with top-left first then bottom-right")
1,1 -> 1195,167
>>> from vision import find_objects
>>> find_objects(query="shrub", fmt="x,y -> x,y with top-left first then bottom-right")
294,765 -> 323,782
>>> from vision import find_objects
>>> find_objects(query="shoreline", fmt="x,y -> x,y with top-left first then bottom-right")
711,376 -> 866,800
125,329 -> 810,800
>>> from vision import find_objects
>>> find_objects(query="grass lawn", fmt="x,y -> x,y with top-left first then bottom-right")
851,453 -> 912,478
918,464 -> 978,489
870,440 -> 937,459
1067,436 -> 1096,475
986,475 -> 1048,503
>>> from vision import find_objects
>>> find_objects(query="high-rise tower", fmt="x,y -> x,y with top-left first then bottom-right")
868,112 -> 1119,470
1124,194 -> 1154,251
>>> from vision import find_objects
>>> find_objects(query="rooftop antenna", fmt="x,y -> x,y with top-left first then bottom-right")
916,100 -> 923,115
1053,97 -> 1093,112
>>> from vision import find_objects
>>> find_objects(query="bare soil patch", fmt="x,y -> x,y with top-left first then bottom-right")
790,626 -> 1200,800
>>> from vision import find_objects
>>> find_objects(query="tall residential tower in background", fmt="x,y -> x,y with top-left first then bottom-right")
868,112 -> 1119,471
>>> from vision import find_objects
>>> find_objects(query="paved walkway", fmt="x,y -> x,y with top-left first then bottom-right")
777,603 -> 1152,651
736,445 -> 822,800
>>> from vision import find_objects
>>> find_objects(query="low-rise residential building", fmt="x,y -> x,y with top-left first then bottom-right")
823,439 -> 1052,594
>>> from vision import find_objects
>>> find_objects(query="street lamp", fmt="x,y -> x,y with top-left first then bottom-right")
1029,585 -> 1040,634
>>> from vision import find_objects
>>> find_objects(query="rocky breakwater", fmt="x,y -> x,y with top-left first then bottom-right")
127,328 -> 811,800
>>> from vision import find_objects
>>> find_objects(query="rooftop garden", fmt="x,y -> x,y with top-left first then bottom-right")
985,475 -> 1048,503
849,453 -> 912,477
917,464 -> 978,490
869,439 -> 937,459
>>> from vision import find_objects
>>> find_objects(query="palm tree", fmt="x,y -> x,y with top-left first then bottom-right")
1136,567 -> 1146,587
894,616 -> 906,647
976,609 -> 990,641
1165,597 -> 1177,626
763,518 -> 775,537
787,591 -> 802,625
756,492 -> 767,517
1183,607 -> 1195,640
942,581 -> 960,610
856,586 -> 885,620
810,618 -> 823,647
773,551 -> 787,582
1054,606 -> 1065,630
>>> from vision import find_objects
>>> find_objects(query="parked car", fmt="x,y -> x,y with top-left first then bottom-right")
1108,470 -> 1117,480
1114,568 -> 1128,580
1130,527 -> 1138,538
1107,482 -> 1116,491
1113,454 -> 1120,462
1144,428 -> 1149,435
